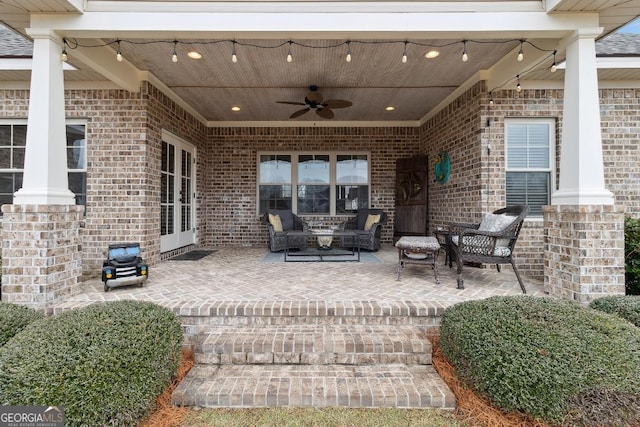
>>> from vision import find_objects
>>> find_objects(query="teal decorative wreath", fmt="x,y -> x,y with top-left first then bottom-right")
434,151 -> 451,184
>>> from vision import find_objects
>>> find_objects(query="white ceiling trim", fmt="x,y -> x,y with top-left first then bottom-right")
206,120 -> 421,127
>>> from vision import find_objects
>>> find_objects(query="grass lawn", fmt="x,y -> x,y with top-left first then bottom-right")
181,407 -> 463,427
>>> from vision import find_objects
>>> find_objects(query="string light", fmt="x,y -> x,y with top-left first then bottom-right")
550,50 -> 557,72
489,92 -> 494,106
286,41 -> 293,63
517,40 -> 524,62
516,74 -> 522,92
461,40 -> 468,62
402,40 -> 408,63
116,40 -> 123,62
61,39 -> 68,61
232,41 -> 238,63
345,41 -> 352,63
171,40 -> 178,63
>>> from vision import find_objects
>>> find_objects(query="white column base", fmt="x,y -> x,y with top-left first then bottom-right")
13,187 -> 77,205
551,188 -> 614,206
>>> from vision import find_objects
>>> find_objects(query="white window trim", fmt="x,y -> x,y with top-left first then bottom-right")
504,117 -> 556,217
257,151 -> 371,216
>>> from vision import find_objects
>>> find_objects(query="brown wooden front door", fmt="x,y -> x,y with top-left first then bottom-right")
394,156 -> 429,240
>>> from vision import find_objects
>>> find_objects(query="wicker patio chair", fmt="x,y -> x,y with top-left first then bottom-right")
339,208 -> 388,251
263,209 -> 309,252
448,205 -> 529,293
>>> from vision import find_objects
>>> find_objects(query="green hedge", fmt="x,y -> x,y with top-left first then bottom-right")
440,296 -> 640,426
625,217 -> 640,295
0,300 -> 183,427
0,303 -> 43,346
590,295 -> 640,328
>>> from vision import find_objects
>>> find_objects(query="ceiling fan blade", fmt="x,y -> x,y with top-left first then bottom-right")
323,99 -> 353,109
290,108 -> 311,119
306,91 -> 323,104
277,101 -> 306,106
316,107 -> 334,119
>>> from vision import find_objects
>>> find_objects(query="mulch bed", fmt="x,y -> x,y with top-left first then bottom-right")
140,336 -> 551,427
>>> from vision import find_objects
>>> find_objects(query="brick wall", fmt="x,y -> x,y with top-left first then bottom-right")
203,127 -> 421,248
2,82 -> 639,284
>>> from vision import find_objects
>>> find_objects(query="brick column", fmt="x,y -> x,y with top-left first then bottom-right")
1,204 -> 83,309
543,205 -> 625,303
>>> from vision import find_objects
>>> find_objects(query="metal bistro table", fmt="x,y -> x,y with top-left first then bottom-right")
284,230 -> 361,262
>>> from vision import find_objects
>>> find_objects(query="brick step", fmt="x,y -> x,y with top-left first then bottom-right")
193,324 -> 432,365
172,364 -> 456,409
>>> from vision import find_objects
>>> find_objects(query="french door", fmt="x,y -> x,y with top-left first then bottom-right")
160,131 -> 196,252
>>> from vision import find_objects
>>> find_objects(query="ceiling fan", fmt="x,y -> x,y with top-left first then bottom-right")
277,85 -> 353,119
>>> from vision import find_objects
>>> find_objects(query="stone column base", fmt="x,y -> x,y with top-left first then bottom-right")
543,204 -> 625,304
1,204 -> 83,309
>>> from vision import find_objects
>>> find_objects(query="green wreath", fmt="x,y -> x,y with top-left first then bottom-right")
434,151 -> 451,184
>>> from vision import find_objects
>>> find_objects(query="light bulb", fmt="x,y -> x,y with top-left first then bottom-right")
462,41 -> 468,62
516,83 -> 522,92
232,42 -> 238,63
550,51 -> 557,72
171,41 -> 178,63
517,41 -> 524,62
287,51 -> 292,62
61,50 -> 67,61
402,53 -> 408,63
115,40 -> 123,62
346,51 -> 351,62
462,52 -> 468,62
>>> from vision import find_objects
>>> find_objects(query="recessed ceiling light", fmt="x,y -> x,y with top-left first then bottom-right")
231,106 -> 241,112
385,106 -> 395,111
187,51 -> 202,59
425,50 -> 440,59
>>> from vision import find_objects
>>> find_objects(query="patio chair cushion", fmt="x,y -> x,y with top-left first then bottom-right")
268,209 -> 294,231
268,213 -> 283,232
451,235 -> 512,257
364,214 -> 381,230
478,212 -> 516,247
356,208 -> 384,230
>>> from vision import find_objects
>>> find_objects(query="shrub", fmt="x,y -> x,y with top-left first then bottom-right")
0,300 -> 183,427
625,216 -> 640,295
590,295 -> 640,328
0,303 -> 43,346
440,296 -> 640,426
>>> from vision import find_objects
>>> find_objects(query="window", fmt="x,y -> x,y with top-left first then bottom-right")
258,152 -> 370,215
505,119 -> 555,217
0,120 -> 87,207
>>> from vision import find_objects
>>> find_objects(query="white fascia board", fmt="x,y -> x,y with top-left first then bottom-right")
0,58 -> 77,70
87,1 -> 544,14
555,56 -> 640,69
32,10 -> 598,40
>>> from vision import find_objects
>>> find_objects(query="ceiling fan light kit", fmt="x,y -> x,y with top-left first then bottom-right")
277,85 -> 353,120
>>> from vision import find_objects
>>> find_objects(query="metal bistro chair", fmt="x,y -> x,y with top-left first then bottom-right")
448,205 -> 529,293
